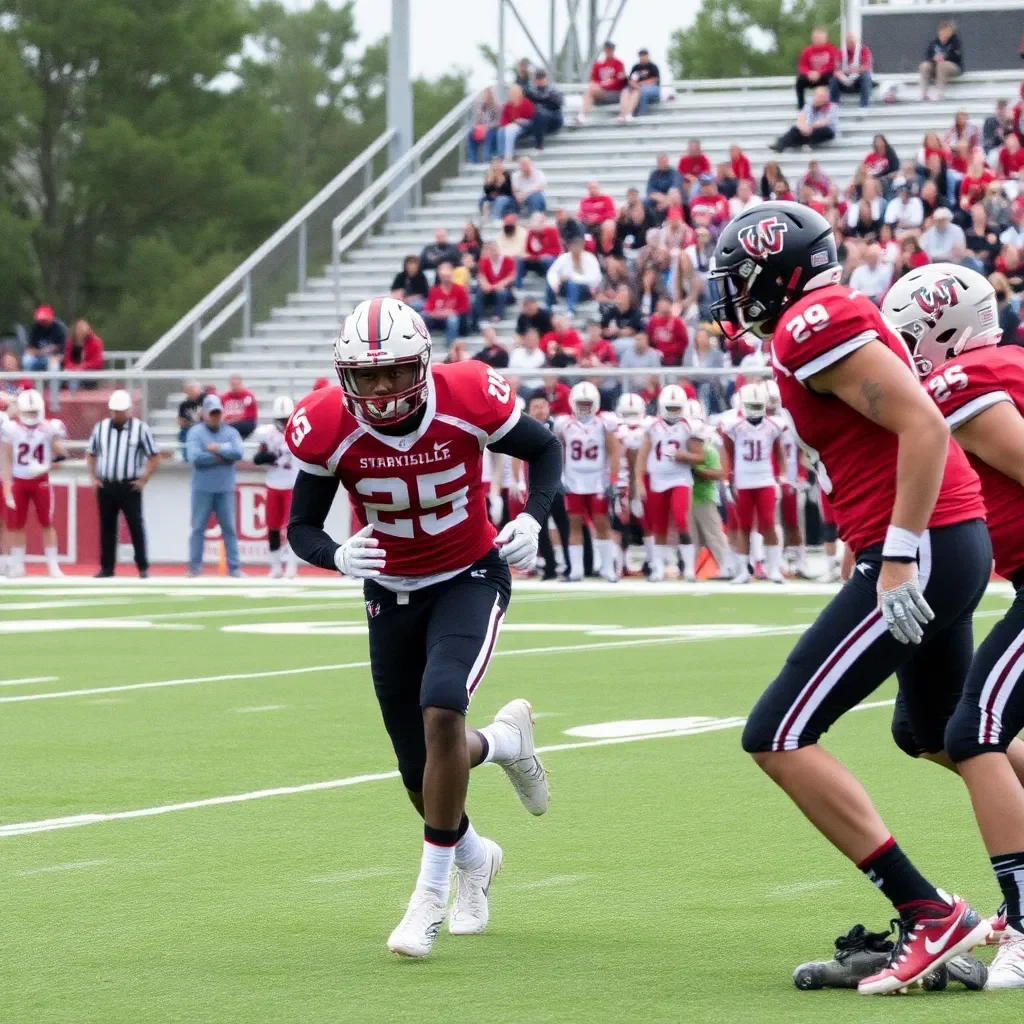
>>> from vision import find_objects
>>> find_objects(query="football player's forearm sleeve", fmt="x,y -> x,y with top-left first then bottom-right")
489,416 -> 562,525
288,470 -> 343,571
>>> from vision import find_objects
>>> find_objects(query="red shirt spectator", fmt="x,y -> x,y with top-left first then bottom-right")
540,380 -> 571,417
678,143 -> 711,181
478,252 -> 516,287
798,41 -> 839,76
590,52 -> 627,93
688,180 -> 730,225
948,147 -> 975,175
578,181 -> 617,227
221,377 -> 258,424
729,146 -> 752,183
838,38 -> 872,74
998,138 -> 1024,178
647,304 -> 688,366
960,166 -> 996,206
500,94 -> 535,127
541,326 -> 582,359
424,280 -> 470,316
1013,83 -> 1024,142
525,224 -> 562,259
63,319 -> 105,373
863,151 -> 892,178
578,329 -> 618,367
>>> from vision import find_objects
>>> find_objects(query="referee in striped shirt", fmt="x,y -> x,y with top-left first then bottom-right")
86,390 -> 160,578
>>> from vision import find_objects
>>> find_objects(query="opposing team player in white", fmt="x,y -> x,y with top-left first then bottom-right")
0,390 -> 66,577
554,381 -> 621,582
253,396 -> 300,579
721,382 -> 787,584
765,380 -> 812,578
614,392 -> 650,574
635,384 -> 704,581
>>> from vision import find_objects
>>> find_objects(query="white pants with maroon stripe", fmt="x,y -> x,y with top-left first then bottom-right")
742,520 -> 990,755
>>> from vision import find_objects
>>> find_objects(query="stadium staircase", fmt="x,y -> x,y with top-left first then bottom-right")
144,70 -> 1021,445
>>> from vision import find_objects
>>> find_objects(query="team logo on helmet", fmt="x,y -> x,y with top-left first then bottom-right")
911,277 -> 959,318
737,216 -> 788,259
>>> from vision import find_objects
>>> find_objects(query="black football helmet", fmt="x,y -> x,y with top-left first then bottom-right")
708,201 -> 842,340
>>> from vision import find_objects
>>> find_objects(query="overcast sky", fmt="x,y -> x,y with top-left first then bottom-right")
342,0 -> 703,86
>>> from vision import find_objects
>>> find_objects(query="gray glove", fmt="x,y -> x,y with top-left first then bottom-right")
878,570 -> 934,645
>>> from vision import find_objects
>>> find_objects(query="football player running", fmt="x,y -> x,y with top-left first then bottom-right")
252,396 -> 300,579
884,264 -> 1024,987
709,202 -> 992,993
285,297 -> 560,959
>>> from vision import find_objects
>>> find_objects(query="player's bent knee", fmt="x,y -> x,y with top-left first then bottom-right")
423,704 -> 468,746
945,699 -> 1006,763
890,710 -> 925,759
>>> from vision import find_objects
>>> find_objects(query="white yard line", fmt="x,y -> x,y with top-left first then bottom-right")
0,697 -> 897,839
0,599 -> 138,612
0,626 -> 810,706
16,859 -> 109,877
0,676 -> 58,688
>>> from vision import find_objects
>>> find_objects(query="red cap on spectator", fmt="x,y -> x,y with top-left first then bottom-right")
502,214 -> 517,226
34,305 -> 53,321
666,209 -> 683,222
313,376 -> 330,390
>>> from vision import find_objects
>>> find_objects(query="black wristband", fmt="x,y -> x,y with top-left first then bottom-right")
881,555 -> 916,564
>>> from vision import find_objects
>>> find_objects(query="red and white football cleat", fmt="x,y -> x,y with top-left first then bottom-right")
858,895 -> 991,995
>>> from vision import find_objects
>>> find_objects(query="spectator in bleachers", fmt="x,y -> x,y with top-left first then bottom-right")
661,188 -> 686,226
524,69 -> 564,151
511,156 -> 548,215
992,272 -> 1021,341
474,325 -> 510,368
616,189 -> 654,256
453,252 -> 478,325
633,232 -> 673,284
896,236 -> 931,279
420,228 -> 461,280
552,207 -> 584,246
0,350 -> 32,399
220,375 -> 258,439
600,285 -> 643,349
798,182 -> 827,215
770,86 -> 838,152
863,134 -> 899,190
846,178 -> 885,239
945,108 -> 981,152
475,241 -> 516,324
618,329 -> 662,371
513,59 -> 531,90
423,262 -> 470,346
539,375 -> 571,416
688,173 -> 730,228
965,204 -> 1000,273
645,153 -> 682,222
729,178 -> 762,218
574,40 -> 627,126
984,100 -> 1013,157
677,140 -> 712,197
391,255 -> 430,312
877,223 -> 900,265
595,255 -> 631,309
759,161 -> 784,200
984,181 -> 1012,231
998,134 -> 1024,181
480,158 -> 514,219
680,225 -> 716,319
683,325 -> 727,410
1013,84 -> 1024,145
594,219 -> 624,267
959,154 -> 996,210
795,27 -> 839,110
508,327 -> 546,392
848,243 -> 892,304
920,206 -> 965,261
647,295 -> 688,366
496,213 -> 528,262
919,179 -> 943,219
444,341 -> 471,363
617,47 -> 660,122
546,236 -> 601,313
714,162 -> 738,200
884,178 -> 925,235
921,151 -> 954,208
177,380 -> 203,453
920,21 -> 963,101
62,319 -> 104,389
499,84 -> 535,161
577,180 -> 616,229
831,32 -> 873,107
1002,201 -> 1024,247
467,87 -> 500,163
800,160 -> 831,196
995,245 -> 1024,292
729,145 -> 753,184
521,212 -> 562,285
579,323 -> 619,409
541,314 -> 582,362
458,222 -> 483,261
515,295 -> 553,341
636,265 -> 665,319
24,305 -> 66,372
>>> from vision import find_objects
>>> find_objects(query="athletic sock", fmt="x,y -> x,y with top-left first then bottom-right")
857,837 -> 944,918
679,543 -> 696,577
476,722 -> 519,764
418,825 -> 458,900
454,816 -> 488,872
596,538 -> 616,576
750,531 -> 764,563
269,548 -> 282,572
793,544 -> 807,573
284,546 -> 298,574
765,544 -> 782,575
826,550 -> 838,574
643,535 -> 655,566
568,544 -> 583,579
992,852 -> 1024,933
13,545 -> 25,569
44,545 -> 58,571
655,544 -> 670,573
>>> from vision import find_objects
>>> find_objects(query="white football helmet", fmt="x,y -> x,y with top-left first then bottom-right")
764,379 -> 781,415
334,296 -> 431,424
272,396 -> 295,426
739,382 -> 767,423
882,263 -> 1002,378
16,389 -> 44,426
658,384 -> 688,423
570,381 -> 600,421
615,392 -> 646,425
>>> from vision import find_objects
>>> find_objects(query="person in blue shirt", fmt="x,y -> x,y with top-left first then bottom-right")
185,394 -> 244,577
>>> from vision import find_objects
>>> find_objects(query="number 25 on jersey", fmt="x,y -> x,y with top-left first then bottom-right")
927,365 -> 968,402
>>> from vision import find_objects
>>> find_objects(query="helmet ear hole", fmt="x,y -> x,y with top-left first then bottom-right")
935,328 -> 957,345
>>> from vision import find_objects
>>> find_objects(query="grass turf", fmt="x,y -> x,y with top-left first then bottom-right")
0,581 -> 1013,1023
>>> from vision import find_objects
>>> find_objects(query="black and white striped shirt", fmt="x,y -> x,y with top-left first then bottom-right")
88,418 -> 158,482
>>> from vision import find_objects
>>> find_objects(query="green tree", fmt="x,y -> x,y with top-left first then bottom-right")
668,0 -> 841,80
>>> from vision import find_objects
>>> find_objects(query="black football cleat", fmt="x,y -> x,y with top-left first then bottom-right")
793,924 -> 894,990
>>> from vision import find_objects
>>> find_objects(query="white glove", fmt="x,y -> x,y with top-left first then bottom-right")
878,567 -> 934,645
333,524 -> 387,579
487,492 -> 504,526
494,513 -> 541,571
630,496 -> 643,518
23,460 -> 48,479
3,488 -> 14,510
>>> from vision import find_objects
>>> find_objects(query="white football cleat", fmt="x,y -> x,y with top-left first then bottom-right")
6,561 -> 25,578
730,568 -> 751,585
682,572 -> 697,583
599,569 -> 619,583
492,698 -> 549,816
47,563 -> 63,578
987,927 -> 1024,989
449,838 -> 503,936
648,566 -> 665,582
387,887 -> 447,958
768,570 -> 785,585
268,565 -> 282,580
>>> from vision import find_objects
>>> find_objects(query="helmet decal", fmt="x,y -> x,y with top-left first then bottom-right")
912,277 -> 959,318
737,216 -> 788,259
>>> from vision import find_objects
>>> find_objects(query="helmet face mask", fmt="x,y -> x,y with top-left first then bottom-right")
658,384 -> 687,423
569,381 -> 600,422
615,392 -> 645,425
16,389 -> 44,426
739,382 -> 768,424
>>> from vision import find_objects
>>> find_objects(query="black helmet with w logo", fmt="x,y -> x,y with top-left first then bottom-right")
709,201 -> 840,339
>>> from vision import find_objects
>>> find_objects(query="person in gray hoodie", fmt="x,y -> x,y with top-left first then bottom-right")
185,394 -> 244,577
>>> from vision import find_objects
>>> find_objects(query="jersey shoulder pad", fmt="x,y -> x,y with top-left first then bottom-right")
48,418 -> 67,439
926,349 -> 1020,429
285,387 -> 349,471
598,411 -> 618,432
772,285 -> 882,382
553,414 -> 571,434
434,361 -> 518,442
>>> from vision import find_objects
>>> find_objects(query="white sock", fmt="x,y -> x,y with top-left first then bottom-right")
655,544 -> 670,571
793,544 -> 807,572
44,545 -> 58,570
679,543 -> 696,577
454,821 -> 488,871
826,550 -> 838,573
13,545 -> 25,568
478,720 -> 520,764
568,544 -> 583,579
596,538 -> 616,575
416,838 -> 455,899
765,544 -> 782,575
269,548 -> 282,571
725,547 -> 738,574
750,531 -> 764,563
643,535 -> 655,565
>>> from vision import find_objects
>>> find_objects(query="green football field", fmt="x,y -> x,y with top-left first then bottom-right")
0,577 -> 1015,1023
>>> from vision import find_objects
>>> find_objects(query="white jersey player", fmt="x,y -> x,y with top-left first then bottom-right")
553,382 -> 620,582
765,380 -> 811,578
615,392 -> 650,573
253,396 -> 300,578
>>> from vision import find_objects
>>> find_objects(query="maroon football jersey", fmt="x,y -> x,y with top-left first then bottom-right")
287,361 -> 519,584
924,345 -> 1024,580
771,284 -> 985,554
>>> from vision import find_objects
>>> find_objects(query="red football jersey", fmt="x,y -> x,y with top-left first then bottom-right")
287,361 -> 519,585
771,284 -> 984,554
924,346 -> 1024,579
